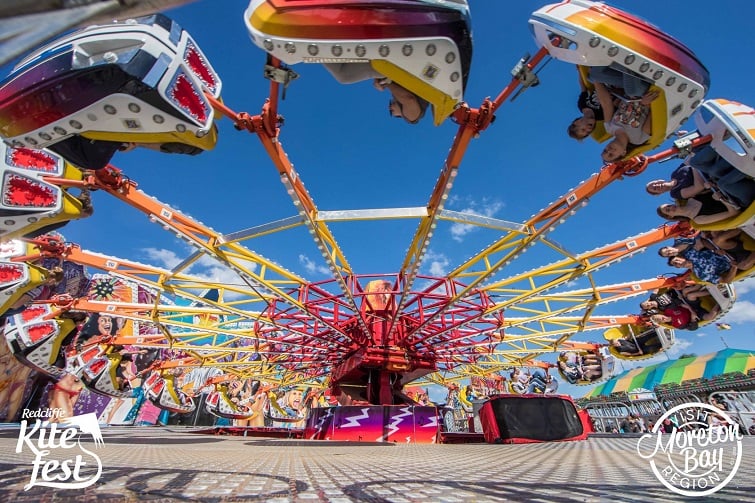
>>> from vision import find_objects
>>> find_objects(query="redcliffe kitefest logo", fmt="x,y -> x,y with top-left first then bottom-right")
636,403 -> 742,497
16,411 -> 105,491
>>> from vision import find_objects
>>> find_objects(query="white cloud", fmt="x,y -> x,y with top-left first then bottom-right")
666,337 -> 693,356
299,254 -> 330,275
142,247 -> 183,268
141,247 -> 260,300
732,276 -> 755,295
449,199 -> 503,242
195,254 -> 259,286
720,300 -> 755,323
614,352 -> 667,373
424,250 -> 450,276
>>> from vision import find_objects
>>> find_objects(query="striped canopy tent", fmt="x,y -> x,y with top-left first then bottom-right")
585,349 -> 755,397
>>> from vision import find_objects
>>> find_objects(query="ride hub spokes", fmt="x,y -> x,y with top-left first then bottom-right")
288,275 -> 499,405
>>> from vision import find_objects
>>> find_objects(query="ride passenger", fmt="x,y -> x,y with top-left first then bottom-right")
594,81 -> 659,163
668,249 -> 737,284
610,338 -> 644,356
657,235 -> 698,260
544,375 -> 558,394
700,229 -> 755,272
675,233 -> 754,280
579,351 -> 602,367
677,284 -> 721,323
567,68 -> 605,140
588,66 -> 651,100
558,352 -> 602,383
648,307 -> 698,331
323,63 -> 429,124
646,164 -> 708,199
526,369 -> 548,394
656,191 -> 742,226
686,145 -> 755,208
647,161 -> 755,211
509,368 -> 531,393
639,288 -> 684,313
640,285 -> 707,329
659,233 -> 755,277
557,360 -> 580,384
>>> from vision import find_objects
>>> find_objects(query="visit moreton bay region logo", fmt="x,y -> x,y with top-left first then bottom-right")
16,410 -> 105,490
636,403 -> 743,497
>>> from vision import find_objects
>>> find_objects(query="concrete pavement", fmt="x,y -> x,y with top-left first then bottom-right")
0,426 -> 753,502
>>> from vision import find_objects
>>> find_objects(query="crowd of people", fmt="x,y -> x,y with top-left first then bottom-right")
566,62 -> 751,337
629,229 -> 743,334
590,392 -> 755,435
444,371 -> 561,411
645,144 -> 754,286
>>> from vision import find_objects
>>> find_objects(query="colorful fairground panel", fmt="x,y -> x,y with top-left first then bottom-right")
0,0 -> 753,477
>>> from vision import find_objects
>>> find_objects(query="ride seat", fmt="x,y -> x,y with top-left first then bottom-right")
0,14 -> 222,168
0,241 -> 49,314
3,305 -> 75,378
695,99 -> 755,178
531,0 -> 709,148
244,0 -> 473,125
576,65 -> 666,159
0,144 -> 90,241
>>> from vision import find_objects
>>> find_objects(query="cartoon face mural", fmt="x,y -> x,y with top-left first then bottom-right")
268,386 -> 311,429
0,338 -> 36,422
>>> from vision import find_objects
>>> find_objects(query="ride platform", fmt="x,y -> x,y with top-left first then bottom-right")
192,426 -> 305,438
437,431 -> 485,444
0,426 -> 752,501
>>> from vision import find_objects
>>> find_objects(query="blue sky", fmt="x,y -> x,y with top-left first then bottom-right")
4,0 -> 754,399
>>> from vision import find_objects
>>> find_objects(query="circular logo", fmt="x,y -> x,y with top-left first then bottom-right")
636,402 -> 743,497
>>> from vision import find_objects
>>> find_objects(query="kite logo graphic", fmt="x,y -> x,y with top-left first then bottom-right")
16,412 -> 104,491
636,403 -> 742,497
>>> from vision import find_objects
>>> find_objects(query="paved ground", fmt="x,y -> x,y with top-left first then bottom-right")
0,426 -> 753,502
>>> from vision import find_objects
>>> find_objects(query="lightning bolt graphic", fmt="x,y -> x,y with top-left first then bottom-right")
379,406 -> 413,442
425,415 -> 439,429
341,407 -> 372,428
307,408 -> 335,439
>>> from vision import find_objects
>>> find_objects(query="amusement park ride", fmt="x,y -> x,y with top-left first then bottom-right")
0,0 -> 752,441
